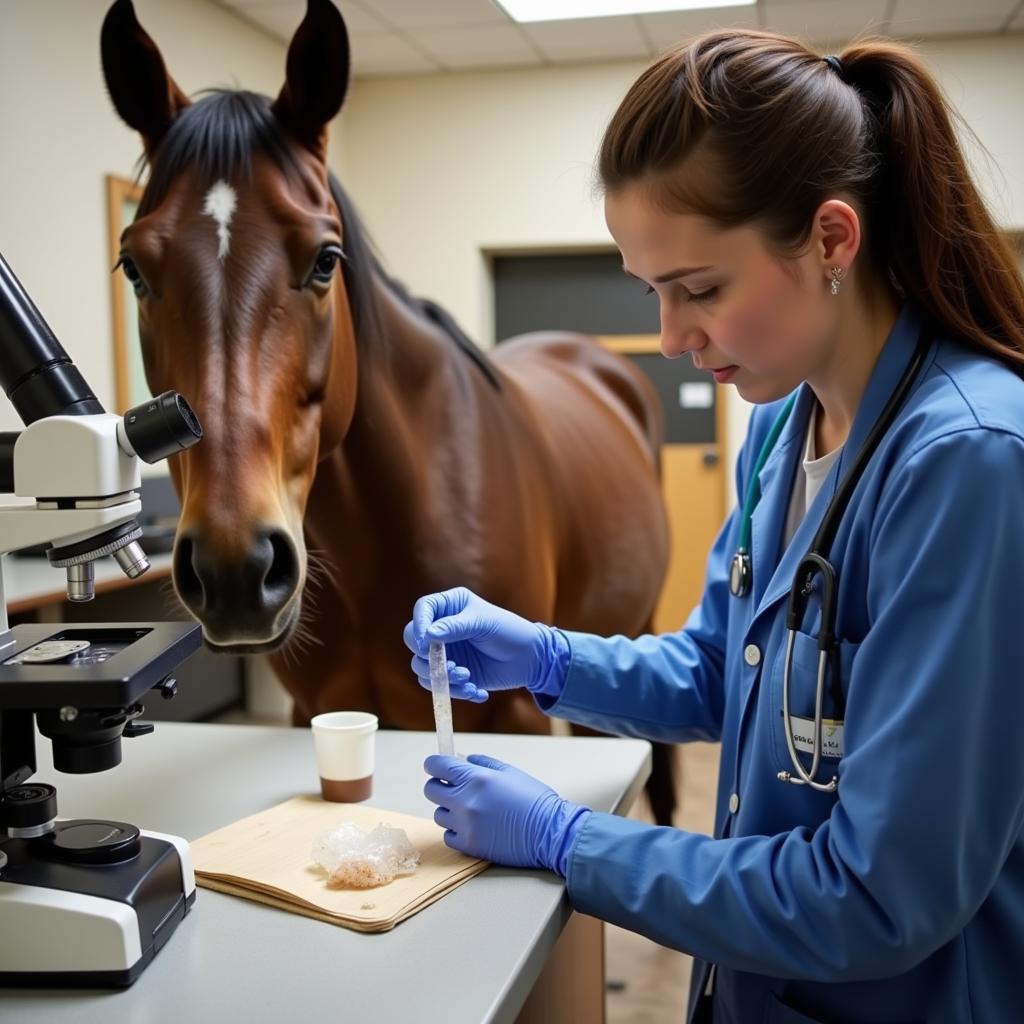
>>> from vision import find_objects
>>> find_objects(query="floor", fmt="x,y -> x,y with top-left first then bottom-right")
605,742 -> 721,1024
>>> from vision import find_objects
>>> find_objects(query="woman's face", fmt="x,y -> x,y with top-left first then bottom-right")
605,182 -> 838,405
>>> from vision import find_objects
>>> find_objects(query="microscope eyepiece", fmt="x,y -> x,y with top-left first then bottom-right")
0,250 -> 104,424
121,391 -> 203,464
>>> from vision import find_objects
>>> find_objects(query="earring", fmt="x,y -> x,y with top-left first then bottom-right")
830,266 -> 846,296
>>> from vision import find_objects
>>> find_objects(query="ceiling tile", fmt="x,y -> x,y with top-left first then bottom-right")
410,24 -> 543,69
888,0 -> 1019,37
887,14 -> 1008,37
761,0 -> 889,45
357,0 -> 510,31
640,6 -> 761,49
893,0 -> 1020,15
218,0 -> 1021,72
221,1 -> 387,39
347,31 -> 440,74
350,57 -> 442,76
522,16 -> 652,61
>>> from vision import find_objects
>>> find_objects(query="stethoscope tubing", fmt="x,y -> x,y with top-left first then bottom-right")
733,329 -> 932,793
777,632 -> 838,791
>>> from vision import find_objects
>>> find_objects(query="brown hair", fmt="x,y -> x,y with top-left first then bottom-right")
598,31 -> 1024,371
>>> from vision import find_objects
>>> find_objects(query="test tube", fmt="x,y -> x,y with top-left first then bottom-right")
428,640 -> 455,756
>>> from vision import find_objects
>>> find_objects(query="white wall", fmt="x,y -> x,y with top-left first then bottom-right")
0,0 -> 288,433
331,32 -> 1024,501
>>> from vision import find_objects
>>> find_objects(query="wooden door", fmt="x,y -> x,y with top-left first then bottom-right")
599,336 -> 726,634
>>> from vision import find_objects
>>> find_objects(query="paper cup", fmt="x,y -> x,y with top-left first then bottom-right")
311,711 -> 378,802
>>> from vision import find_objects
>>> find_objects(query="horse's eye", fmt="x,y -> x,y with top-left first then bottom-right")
309,247 -> 343,286
118,256 -> 147,297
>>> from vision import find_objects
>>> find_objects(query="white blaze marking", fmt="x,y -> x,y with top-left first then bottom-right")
202,180 -> 237,261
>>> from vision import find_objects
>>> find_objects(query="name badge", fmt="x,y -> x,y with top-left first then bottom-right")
786,715 -> 844,759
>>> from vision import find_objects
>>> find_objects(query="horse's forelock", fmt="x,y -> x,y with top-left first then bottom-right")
137,90 -> 301,216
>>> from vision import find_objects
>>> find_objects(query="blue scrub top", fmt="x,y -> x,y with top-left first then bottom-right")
541,304 -> 1024,1023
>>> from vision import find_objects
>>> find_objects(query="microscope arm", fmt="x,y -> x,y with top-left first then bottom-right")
0,250 -> 200,624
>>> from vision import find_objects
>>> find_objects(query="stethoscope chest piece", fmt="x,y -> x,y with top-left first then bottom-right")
729,550 -> 752,598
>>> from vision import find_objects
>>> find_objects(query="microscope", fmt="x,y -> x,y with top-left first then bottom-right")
0,249 -> 203,987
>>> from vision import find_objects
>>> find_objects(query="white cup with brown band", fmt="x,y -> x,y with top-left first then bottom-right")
311,711 -> 378,802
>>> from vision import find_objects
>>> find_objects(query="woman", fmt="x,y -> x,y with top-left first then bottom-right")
404,31 -> 1024,1023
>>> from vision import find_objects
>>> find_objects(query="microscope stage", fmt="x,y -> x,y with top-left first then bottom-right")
0,622 -> 201,708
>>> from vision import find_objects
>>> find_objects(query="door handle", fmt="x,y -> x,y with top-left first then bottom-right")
702,448 -> 719,467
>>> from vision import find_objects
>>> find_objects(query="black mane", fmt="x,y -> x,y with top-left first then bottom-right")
136,89 -> 500,389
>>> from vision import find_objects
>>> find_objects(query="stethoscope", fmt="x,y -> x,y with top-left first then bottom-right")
730,331 -> 931,793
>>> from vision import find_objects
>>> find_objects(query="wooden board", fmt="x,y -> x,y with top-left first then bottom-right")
190,795 -> 489,933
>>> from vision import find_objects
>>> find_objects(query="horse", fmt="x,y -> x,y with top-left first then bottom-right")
100,0 -> 677,825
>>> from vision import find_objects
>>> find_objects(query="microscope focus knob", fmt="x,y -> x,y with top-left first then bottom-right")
2,783 -> 58,830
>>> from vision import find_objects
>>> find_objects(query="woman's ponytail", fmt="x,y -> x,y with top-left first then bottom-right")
839,41 -> 1024,366
599,32 -> 1024,371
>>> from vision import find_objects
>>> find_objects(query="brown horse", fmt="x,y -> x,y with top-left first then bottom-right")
100,0 -> 676,823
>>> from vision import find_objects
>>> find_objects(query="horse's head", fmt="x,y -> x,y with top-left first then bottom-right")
101,0 -> 360,651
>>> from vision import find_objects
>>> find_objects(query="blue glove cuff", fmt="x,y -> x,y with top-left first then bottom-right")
549,803 -> 592,879
529,788 -> 592,877
528,625 -> 572,703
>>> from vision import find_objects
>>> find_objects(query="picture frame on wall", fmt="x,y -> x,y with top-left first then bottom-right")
105,174 -> 147,413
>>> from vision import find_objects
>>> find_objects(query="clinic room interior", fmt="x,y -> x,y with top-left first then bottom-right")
1,0 -> 1023,1022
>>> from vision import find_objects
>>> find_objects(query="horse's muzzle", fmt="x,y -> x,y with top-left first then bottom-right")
172,526 -> 300,644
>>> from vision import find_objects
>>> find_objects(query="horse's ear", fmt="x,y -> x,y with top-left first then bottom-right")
100,0 -> 190,156
271,0 -> 350,161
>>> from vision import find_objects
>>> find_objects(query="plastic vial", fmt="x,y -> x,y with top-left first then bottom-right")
427,641 -> 455,757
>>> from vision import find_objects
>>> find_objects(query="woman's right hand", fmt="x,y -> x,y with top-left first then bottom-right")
403,587 -> 553,702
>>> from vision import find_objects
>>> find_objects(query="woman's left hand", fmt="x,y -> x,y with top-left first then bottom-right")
423,754 -> 591,877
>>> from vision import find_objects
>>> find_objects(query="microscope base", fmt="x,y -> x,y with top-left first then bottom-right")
0,827 -> 195,988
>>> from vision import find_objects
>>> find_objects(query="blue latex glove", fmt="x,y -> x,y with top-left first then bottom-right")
403,587 -> 568,703
423,753 -> 592,877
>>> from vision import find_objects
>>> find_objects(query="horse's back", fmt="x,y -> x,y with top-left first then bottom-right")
494,330 -> 663,461
490,331 -> 669,634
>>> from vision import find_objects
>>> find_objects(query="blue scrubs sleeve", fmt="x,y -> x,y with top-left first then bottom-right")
565,429 -> 1024,982
534,502 -> 737,744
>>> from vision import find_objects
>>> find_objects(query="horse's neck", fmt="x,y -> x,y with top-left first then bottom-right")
305,276 -> 478,550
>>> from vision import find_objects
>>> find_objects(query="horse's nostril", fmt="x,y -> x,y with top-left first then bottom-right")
172,527 -> 298,637
261,529 -> 299,609
173,533 -> 205,612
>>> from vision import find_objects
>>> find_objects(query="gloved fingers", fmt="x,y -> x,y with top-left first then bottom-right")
411,587 -> 474,650
401,617 -> 417,655
466,753 -> 512,773
423,777 -> 453,806
441,829 -> 463,852
424,608 -> 496,647
433,806 -> 453,829
424,754 -> 473,785
409,654 -> 468,684
459,683 -> 490,703
410,657 -> 487,702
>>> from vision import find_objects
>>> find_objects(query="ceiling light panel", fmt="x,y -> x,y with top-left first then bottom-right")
496,0 -> 756,24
